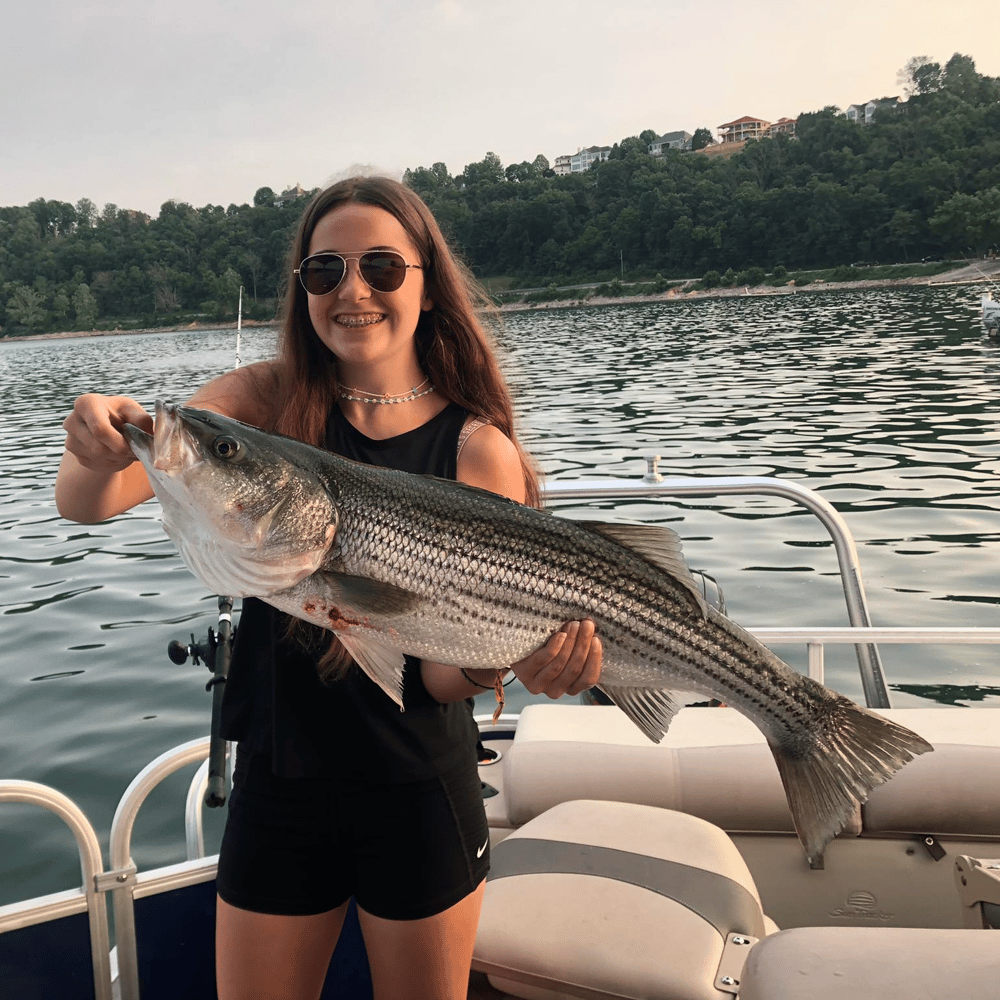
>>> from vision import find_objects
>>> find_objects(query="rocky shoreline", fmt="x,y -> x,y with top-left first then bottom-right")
4,261 -> 997,342
499,259 -> 1000,312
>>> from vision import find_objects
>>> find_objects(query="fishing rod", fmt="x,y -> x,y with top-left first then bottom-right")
167,596 -> 233,806
165,289 -> 247,807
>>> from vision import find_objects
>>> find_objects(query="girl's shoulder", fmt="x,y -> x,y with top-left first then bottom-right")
455,418 -> 525,503
186,360 -> 284,427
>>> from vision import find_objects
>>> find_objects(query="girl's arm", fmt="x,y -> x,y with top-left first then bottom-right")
55,364 -> 276,524
420,425 -> 603,703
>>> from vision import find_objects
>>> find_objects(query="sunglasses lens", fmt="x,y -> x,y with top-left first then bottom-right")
359,252 -> 407,292
299,256 -> 346,295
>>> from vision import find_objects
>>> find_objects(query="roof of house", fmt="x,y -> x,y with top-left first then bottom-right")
718,115 -> 769,128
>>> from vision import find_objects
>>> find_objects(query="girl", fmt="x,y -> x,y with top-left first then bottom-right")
56,176 -> 602,1000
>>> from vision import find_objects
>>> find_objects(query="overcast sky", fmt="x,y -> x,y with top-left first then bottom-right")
3,0 -> 997,217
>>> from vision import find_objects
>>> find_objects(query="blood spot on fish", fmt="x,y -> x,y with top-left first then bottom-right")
327,606 -> 364,629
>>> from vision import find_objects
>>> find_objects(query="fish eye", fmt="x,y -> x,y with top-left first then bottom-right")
212,436 -> 241,460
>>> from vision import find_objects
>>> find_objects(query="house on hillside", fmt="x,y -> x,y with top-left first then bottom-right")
570,146 -> 612,172
845,97 -> 902,125
718,116 -> 770,143
553,154 -> 572,176
648,130 -> 692,154
275,183 -> 308,206
764,117 -> 797,137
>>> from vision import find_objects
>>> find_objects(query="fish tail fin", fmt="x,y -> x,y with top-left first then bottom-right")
770,695 -> 933,862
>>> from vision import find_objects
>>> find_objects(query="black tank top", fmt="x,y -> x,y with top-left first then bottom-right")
220,402 -> 479,780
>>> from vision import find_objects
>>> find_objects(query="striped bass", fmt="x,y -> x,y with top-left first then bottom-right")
126,401 -> 932,861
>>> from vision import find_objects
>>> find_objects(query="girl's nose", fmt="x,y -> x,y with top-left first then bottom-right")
338,258 -> 371,299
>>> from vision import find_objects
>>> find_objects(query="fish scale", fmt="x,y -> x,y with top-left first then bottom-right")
126,401 -> 934,862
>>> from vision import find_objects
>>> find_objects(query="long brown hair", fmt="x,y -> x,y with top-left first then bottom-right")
272,175 -> 539,506
271,176 -> 540,677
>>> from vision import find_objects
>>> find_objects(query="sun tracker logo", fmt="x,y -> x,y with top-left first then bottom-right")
829,890 -> 894,920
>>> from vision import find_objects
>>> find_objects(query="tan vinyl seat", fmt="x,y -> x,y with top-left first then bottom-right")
738,926 -> 1000,999
473,799 -> 776,1000
498,705 -> 862,838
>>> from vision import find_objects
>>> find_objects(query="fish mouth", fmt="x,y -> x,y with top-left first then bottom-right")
125,400 -> 202,475
123,421 -> 153,460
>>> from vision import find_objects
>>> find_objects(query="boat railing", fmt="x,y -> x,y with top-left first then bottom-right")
542,465 -> 891,708
747,626 -> 1000,687
107,736 -> 215,1000
0,779 -> 114,1000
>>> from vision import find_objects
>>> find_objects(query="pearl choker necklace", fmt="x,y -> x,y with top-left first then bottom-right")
337,376 -> 435,404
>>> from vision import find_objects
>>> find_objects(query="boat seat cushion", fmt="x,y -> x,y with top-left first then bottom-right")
738,926 -> 999,1000
501,705 -> 862,838
473,799 -> 773,1000
861,709 -> 1000,838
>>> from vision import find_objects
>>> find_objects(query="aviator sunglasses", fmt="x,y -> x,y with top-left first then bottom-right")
295,251 -> 423,296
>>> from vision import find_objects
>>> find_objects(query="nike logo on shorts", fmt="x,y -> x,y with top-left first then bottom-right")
476,837 -> 489,858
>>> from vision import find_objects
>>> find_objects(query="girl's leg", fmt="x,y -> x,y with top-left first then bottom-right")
358,881 -> 486,1000
215,896 -> 349,1000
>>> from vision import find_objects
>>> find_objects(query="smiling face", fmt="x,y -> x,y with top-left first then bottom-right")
305,201 -> 433,375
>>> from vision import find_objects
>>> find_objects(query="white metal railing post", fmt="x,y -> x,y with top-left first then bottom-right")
108,737 -> 211,1000
0,780 -> 114,1000
807,642 -> 825,684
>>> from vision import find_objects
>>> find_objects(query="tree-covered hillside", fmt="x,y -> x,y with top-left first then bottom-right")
2,53 -> 998,335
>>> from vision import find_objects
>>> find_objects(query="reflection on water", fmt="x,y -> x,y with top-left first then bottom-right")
892,683 -> 1000,707
1,285 -> 999,902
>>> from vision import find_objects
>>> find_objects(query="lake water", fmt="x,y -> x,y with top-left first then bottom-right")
2,284 -> 999,904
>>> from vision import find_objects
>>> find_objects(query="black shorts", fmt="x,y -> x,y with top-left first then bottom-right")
216,750 -> 490,920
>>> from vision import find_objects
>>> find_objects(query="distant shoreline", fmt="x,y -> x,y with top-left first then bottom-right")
4,262 -> 996,342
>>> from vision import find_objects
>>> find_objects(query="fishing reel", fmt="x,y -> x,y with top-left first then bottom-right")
168,628 -> 234,688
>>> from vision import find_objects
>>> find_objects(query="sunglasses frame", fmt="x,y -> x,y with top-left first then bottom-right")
294,251 -> 423,296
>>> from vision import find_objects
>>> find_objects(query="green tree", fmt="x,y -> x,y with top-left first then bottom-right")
930,187 -> 1000,254
897,56 -> 942,97
691,128 -> 715,151
72,283 -> 99,327
75,197 -> 97,228
6,285 -> 48,329
52,287 -> 71,323
461,152 -> 505,187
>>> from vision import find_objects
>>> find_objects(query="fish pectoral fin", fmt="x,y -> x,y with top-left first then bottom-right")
314,571 -> 423,615
579,521 -> 709,618
335,632 -> 407,710
596,684 -> 684,744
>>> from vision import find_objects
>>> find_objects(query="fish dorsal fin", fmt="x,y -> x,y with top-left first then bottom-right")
580,521 -> 708,618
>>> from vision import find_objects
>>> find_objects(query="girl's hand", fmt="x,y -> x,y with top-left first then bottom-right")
511,619 -> 602,699
63,394 -> 153,473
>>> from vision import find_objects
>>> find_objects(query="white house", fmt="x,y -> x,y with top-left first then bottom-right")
570,146 -> 612,172
648,130 -> 692,154
845,97 -> 902,125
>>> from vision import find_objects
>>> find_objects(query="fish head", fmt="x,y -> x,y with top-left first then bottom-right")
125,400 -> 338,598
